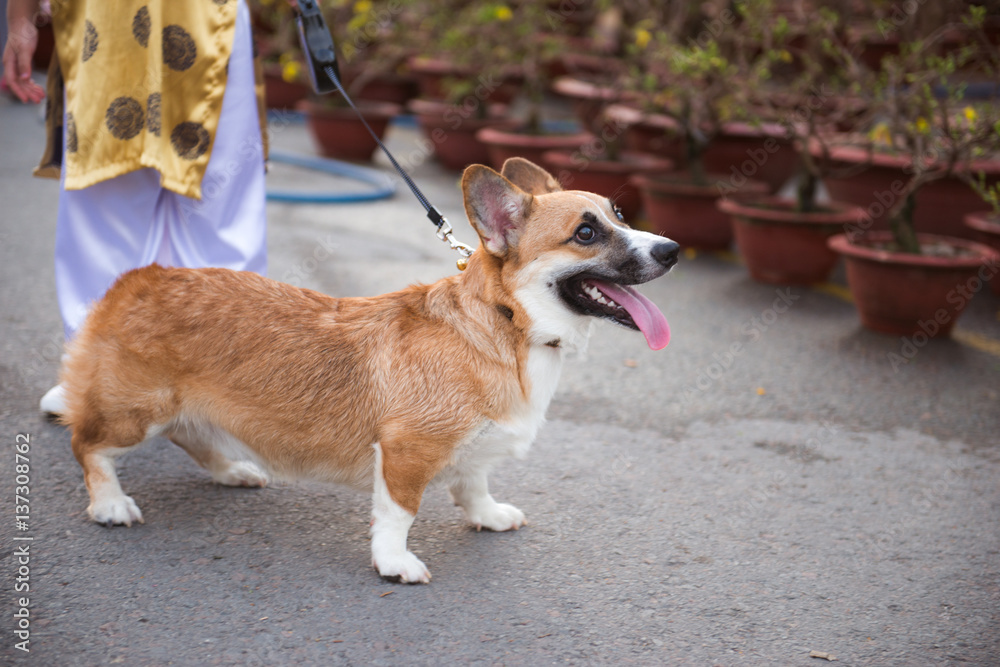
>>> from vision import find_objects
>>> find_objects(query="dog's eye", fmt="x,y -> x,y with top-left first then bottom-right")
612,204 -> 624,222
575,225 -> 597,244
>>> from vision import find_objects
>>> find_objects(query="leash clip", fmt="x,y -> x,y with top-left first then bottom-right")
435,218 -> 475,270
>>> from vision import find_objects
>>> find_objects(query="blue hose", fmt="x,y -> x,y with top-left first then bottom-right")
266,150 -> 396,204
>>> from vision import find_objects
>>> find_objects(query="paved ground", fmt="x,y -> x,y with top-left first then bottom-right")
2,92 -> 999,666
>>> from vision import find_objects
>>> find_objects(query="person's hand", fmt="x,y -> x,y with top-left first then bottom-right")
3,0 -> 46,104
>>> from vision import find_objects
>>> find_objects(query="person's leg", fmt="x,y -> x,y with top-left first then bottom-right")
54,169 -> 166,340
164,0 -> 267,275
42,166 -> 165,414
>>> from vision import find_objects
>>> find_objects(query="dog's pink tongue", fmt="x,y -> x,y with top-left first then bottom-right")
590,280 -> 670,350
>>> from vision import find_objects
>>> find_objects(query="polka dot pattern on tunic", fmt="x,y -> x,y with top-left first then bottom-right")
162,25 -> 197,71
66,112 -> 78,153
82,21 -> 98,61
147,93 -> 162,136
105,97 -> 145,140
132,7 -> 151,48
170,122 -> 210,159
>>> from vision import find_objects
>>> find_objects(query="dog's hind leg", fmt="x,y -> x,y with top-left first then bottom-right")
448,469 -> 526,532
168,420 -> 268,488
369,441 -> 437,584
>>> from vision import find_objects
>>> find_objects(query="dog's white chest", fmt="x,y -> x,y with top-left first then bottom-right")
450,345 -> 564,470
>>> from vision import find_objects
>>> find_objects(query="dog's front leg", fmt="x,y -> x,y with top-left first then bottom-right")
370,442 -> 432,584
449,471 -> 526,532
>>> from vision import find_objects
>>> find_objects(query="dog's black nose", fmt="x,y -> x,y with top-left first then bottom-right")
652,239 -> 681,268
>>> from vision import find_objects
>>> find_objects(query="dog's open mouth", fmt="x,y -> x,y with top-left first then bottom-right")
559,276 -> 670,349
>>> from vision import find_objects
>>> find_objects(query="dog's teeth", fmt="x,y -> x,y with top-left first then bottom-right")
582,282 -> 621,309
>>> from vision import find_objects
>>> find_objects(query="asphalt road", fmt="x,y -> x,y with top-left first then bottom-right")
2,94 -> 999,666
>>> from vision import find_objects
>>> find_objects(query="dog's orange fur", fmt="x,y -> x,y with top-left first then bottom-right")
61,159 -> 571,516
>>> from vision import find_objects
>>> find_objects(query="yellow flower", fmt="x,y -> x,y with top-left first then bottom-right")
354,0 -> 372,14
964,106 -> 978,123
495,6 -> 513,21
281,60 -> 302,83
778,49 -> 793,63
915,116 -> 930,135
869,121 -> 892,148
635,28 -> 652,50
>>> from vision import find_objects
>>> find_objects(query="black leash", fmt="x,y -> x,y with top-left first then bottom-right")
295,0 -> 475,269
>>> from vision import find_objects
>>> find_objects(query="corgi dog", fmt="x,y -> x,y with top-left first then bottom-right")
59,158 -> 678,583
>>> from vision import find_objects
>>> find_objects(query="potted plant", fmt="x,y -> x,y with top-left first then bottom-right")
817,3 -> 1000,239
717,3 -> 870,285
965,177 -> 1000,295
543,25 -> 673,221
470,3 -> 594,169
253,2 -> 311,110
402,0 -> 523,104
624,8 -> 771,249
299,0 -> 415,161
826,8 -> 1000,337
541,110 -> 674,221
400,1 -> 525,170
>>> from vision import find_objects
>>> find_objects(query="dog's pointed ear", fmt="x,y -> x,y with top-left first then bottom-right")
462,164 -> 533,257
500,157 -> 563,195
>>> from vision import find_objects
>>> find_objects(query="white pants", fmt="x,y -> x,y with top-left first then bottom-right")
55,0 -> 267,339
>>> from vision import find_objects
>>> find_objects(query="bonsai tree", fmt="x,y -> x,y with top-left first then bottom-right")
868,5 -> 1000,253
744,0 -> 877,213
322,0 -> 417,99
622,1 -> 774,186
395,0 -> 573,131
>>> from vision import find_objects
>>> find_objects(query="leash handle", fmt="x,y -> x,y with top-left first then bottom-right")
295,2 -> 474,267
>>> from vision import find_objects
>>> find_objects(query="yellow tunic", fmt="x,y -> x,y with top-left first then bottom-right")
35,0 -> 269,200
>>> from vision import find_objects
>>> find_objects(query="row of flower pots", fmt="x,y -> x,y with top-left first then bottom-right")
287,85 -> 1000,342
718,198 -> 1000,338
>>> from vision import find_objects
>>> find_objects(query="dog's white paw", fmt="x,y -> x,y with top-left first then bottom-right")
373,551 -> 431,584
89,494 -> 144,527
466,501 -> 526,532
214,461 -> 269,488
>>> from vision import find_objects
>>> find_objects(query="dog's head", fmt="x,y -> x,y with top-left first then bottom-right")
461,158 -> 678,350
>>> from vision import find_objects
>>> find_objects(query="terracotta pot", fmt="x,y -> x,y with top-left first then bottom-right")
827,231 -> 1000,337
300,100 -> 401,162
631,173 -> 769,250
542,150 -> 674,221
408,99 -> 520,171
341,69 -> 419,106
263,65 -> 310,110
407,57 -> 522,105
703,122 -> 797,193
606,105 -> 685,164
719,197 -> 866,285
551,77 -> 622,128
475,127 -> 594,171
816,144 -> 1000,240
964,211 -> 1000,296
548,46 -> 624,79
